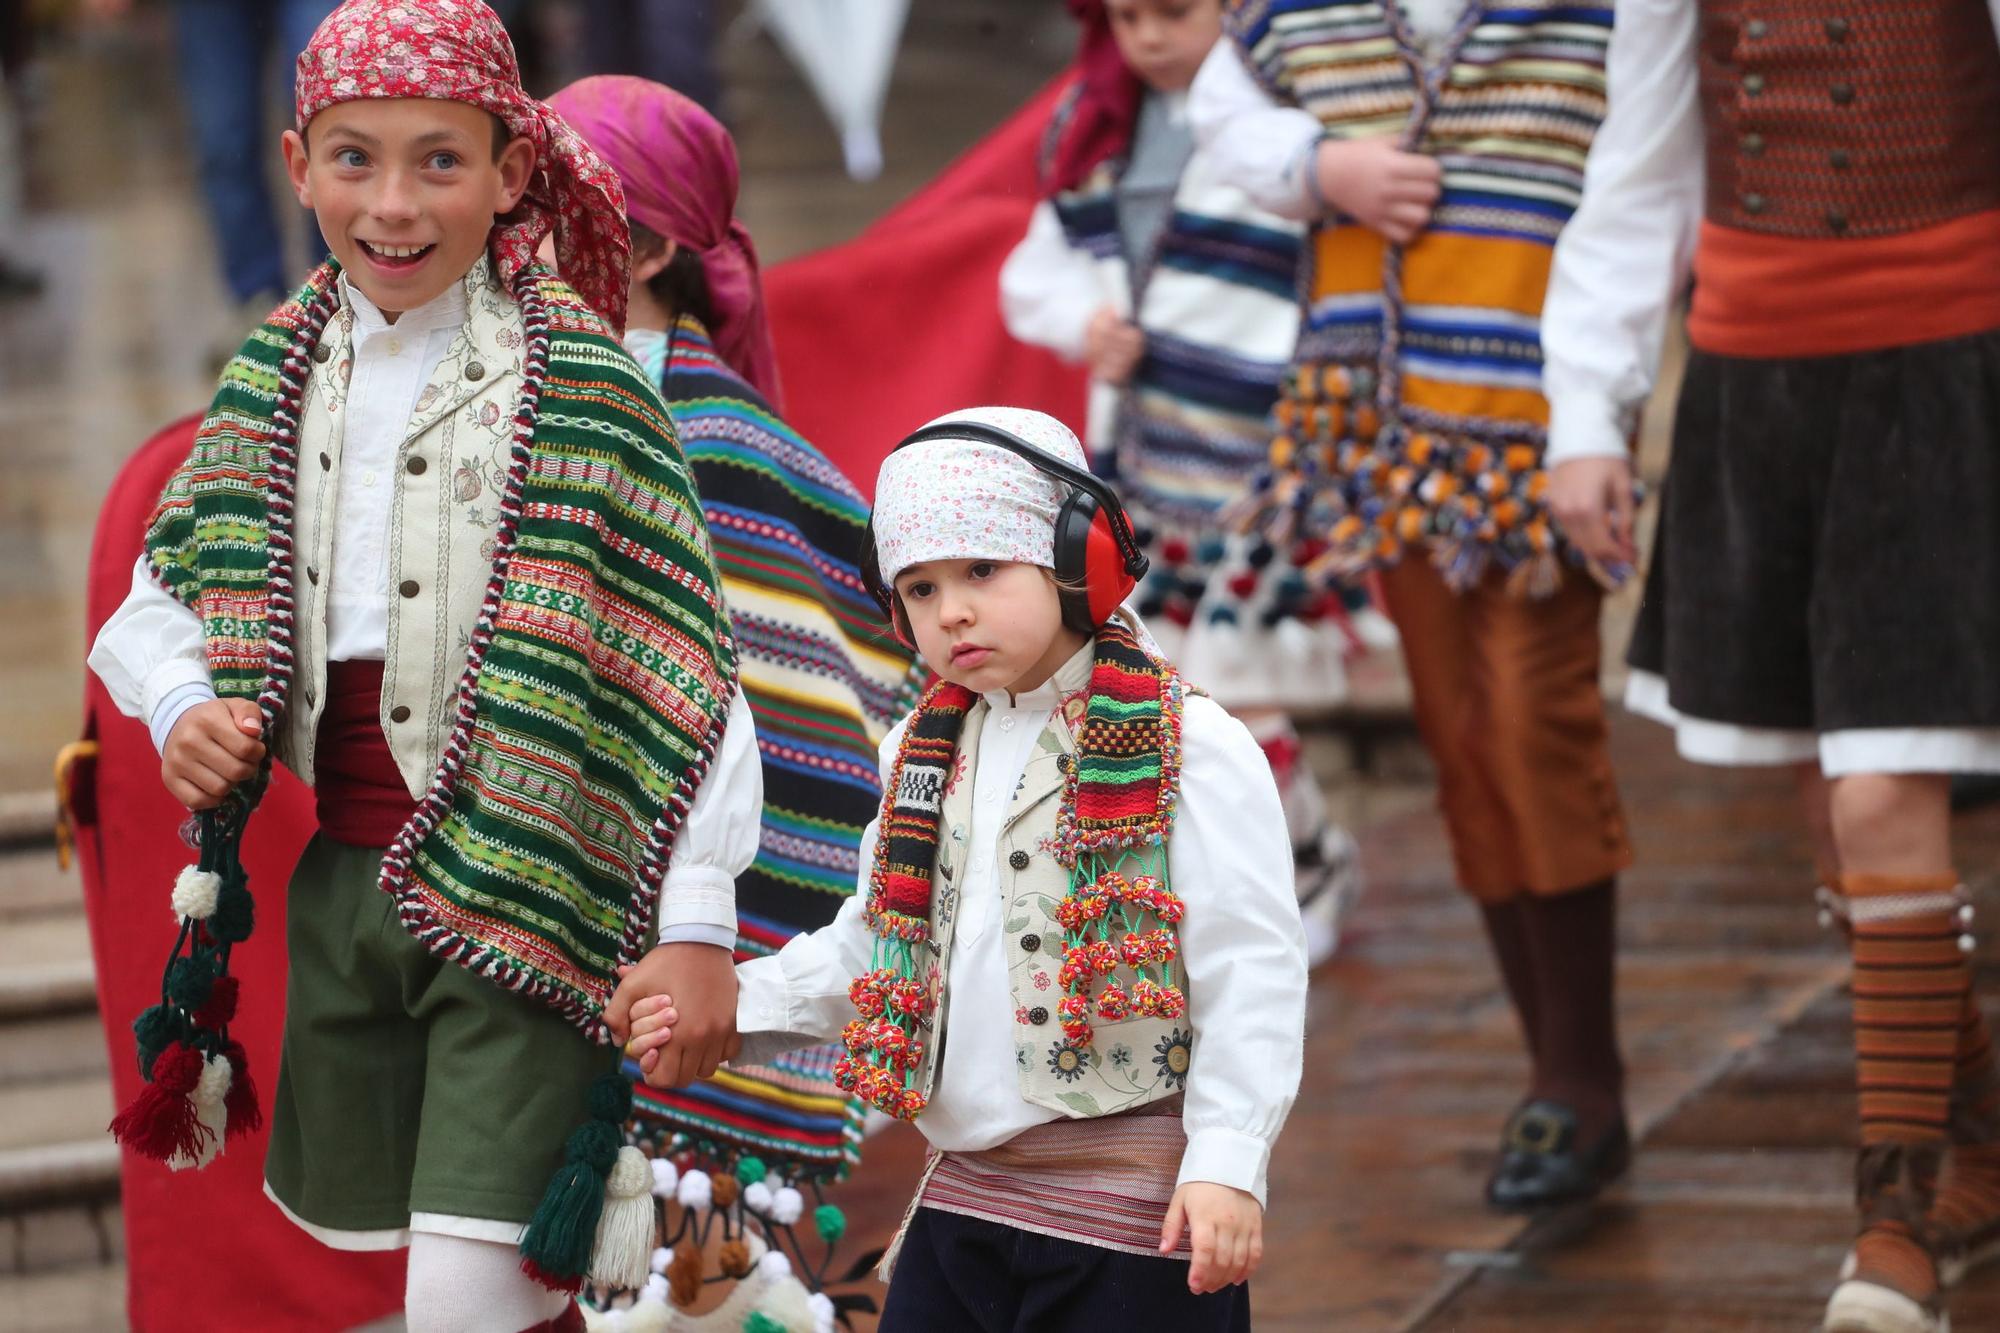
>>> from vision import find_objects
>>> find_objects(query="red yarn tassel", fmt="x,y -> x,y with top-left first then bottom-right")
221,1039 -> 261,1138
192,975 -> 239,1030
109,1043 -> 211,1163
518,1257 -> 584,1294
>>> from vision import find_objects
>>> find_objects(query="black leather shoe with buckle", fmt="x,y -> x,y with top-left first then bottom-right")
1485,1098 -> 1632,1212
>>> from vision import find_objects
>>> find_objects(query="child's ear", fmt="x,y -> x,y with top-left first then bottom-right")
632,239 -> 677,285
281,129 -> 313,208
495,135 -> 536,214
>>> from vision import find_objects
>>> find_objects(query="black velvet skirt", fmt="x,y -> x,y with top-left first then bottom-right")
1628,327 -> 2000,733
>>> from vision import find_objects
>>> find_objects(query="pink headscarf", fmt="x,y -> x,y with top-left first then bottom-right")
295,0 -> 633,332
547,75 -> 784,408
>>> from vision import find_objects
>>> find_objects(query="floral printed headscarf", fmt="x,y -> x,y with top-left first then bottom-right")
295,0 -> 632,330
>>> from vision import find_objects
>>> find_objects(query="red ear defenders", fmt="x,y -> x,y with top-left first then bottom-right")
862,420 -> 1151,645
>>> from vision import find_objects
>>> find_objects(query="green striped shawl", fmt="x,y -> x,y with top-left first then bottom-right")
143,261 -> 739,1040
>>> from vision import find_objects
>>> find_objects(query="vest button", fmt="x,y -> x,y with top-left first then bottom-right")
1742,72 -> 1764,95
1740,132 -> 1764,156
399,578 -> 420,598
306,566 -> 319,585
1831,149 -> 1852,170
1056,754 -> 1072,774
319,451 -> 332,471
406,455 -> 427,475
1028,1006 -> 1049,1026
1742,192 -> 1767,215
1745,18 -> 1767,38
1825,17 -> 1849,41
1022,933 -> 1042,953
1009,850 -> 1030,870
312,344 -> 331,364
1830,84 -> 1854,106
1826,209 -> 1848,234
390,705 -> 412,724
465,361 -> 485,382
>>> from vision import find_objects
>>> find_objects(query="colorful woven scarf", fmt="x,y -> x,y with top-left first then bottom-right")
837,618 -> 1187,1120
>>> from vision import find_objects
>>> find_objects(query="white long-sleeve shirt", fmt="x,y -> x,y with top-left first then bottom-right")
88,274 -> 761,947
734,640 -> 1308,1205
1541,0 -> 2000,467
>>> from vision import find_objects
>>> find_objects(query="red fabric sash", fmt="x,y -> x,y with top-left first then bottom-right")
314,660 -> 416,848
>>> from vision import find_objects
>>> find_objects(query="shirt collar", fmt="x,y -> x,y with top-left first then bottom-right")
986,637 -> 1095,713
338,254 -> 488,342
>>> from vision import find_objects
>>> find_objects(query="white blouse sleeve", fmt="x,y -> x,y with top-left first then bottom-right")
1541,0 -> 1704,468
86,555 -> 217,751
1187,37 -> 1323,222
1170,696 -> 1309,1207
656,687 -> 763,948
730,719 -> 902,1063
999,201 -> 1107,364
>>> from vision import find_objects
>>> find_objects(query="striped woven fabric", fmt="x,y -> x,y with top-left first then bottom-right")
144,263 -> 737,1038
1228,0 -> 1613,591
917,1097 -> 1189,1258
624,316 -> 912,1179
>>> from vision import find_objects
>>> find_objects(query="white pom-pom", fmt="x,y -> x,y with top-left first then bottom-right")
648,1156 -> 678,1198
622,1303 -> 671,1333
588,1146 -> 657,1291
758,1248 -> 793,1280
599,1310 -> 628,1333
648,1245 -> 671,1275
169,1053 -> 232,1171
770,1185 -> 804,1224
641,1273 -> 670,1305
676,1168 -> 712,1212
172,866 -> 222,921
743,1180 -> 774,1214
753,1276 -> 819,1333
809,1290 -> 838,1333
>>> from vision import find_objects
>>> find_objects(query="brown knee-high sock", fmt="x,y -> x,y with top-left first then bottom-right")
1845,872 -> 1968,1297
1479,898 -> 1543,1079
1518,877 -> 1625,1142
1932,988 -> 2000,1243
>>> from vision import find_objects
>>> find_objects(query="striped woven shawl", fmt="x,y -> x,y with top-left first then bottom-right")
142,262 -> 738,1040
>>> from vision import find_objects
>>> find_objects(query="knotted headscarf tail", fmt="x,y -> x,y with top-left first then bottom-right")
549,75 -> 783,407
295,0 -> 633,331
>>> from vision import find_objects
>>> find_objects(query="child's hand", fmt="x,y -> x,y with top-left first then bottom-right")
161,699 -> 265,811
1314,137 -> 1442,243
1084,307 -> 1145,386
1160,1181 -> 1264,1294
604,942 -> 740,1089
618,993 -> 680,1085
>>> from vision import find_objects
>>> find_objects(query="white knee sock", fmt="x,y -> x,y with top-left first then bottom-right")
404,1231 -> 570,1333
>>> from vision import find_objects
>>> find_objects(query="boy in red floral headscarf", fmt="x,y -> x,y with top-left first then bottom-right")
86,2 -> 760,1326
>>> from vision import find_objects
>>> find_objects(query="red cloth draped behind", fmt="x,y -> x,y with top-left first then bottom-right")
75,77 -> 1083,1332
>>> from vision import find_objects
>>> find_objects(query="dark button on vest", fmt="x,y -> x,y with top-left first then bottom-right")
1830,149 -> 1851,170
464,361 -> 485,382
389,705 -> 412,724
306,566 -> 319,585
1009,850 -> 1030,870
406,455 -> 427,475
1830,84 -> 1853,106
1827,209 -> 1848,233
399,579 -> 420,598
312,344 -> 332,364
1028,1006 -> 1049,1026
1825,17 -> 1849,41
319,452 -> 332,471
1022,933 -> 1042,953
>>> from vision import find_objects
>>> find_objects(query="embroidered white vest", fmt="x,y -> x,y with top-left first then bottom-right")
908,696 -> 1192,1119
279,260 -> 529,794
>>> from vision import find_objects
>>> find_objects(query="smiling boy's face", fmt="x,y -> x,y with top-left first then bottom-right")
283,98 -> 535,319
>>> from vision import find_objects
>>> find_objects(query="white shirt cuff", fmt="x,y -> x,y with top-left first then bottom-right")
654,923 -> 738,951
1177,1125 -> 1272,1208
1544,387 -> 1637,470
654,864 -> 737,942
148,679 -> 220,754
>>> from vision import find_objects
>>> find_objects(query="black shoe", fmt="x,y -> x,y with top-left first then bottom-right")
1485,1098 -> 1631,1212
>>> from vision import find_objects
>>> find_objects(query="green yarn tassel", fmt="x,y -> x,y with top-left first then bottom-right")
518,1071 -> 633,1292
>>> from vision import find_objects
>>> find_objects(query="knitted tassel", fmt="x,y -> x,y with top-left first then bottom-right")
519,1120 -> 621,1291
221,1039 -> 261,1138
110,1043 -> 211,1163
169,1054 -> 233,1171
587,1146 -> 656,1291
